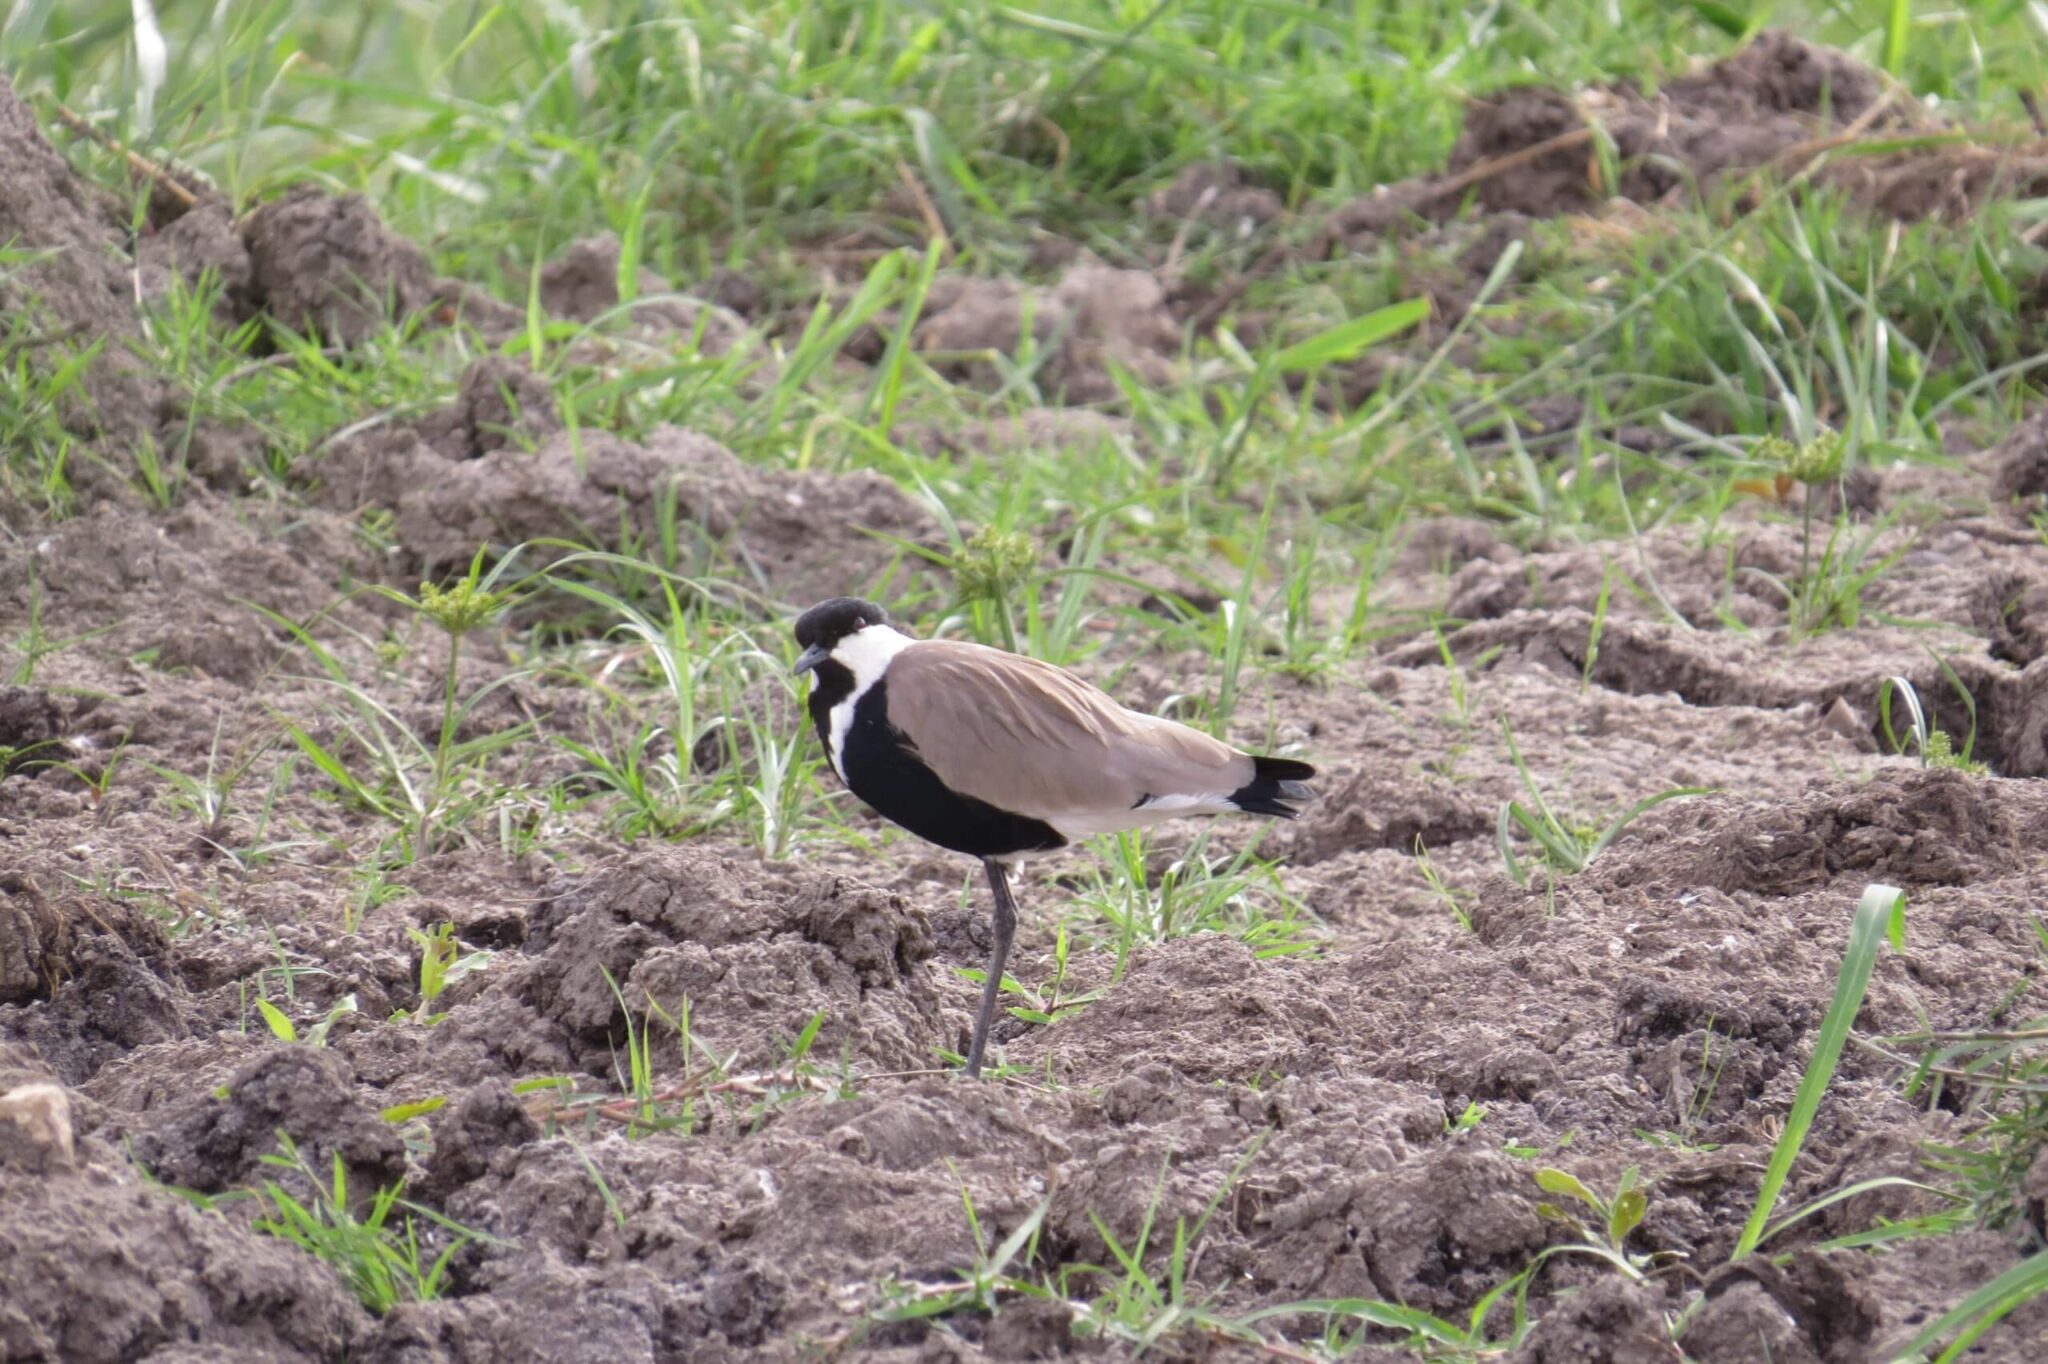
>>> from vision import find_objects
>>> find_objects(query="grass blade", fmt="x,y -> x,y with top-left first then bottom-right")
1586,787 -> 1716,860
1496,801 -> 1527,887
1731,883 -> 1903,1260
1273,298 -> 1429,374
1882,0 -> 1911,76
254,997 -> 297,1043
1757,1175 -> 1952,1250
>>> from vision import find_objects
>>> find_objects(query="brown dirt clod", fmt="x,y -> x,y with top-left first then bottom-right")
516,847 -> 943,1072
315,420 -> 942,596
0,1149 -> 368,1362
1142,161 -> 1286,232
241,184 -> 437,346
914,263 -> 1182,405
538,232 -> 755,357
122,1045 -> 407,1197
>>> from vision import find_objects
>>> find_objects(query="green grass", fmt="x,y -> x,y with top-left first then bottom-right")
7,3 -> 2043,518
1067,826 -> 1318,968
14,3 -> 2045,254
248,1134 -> 480,1315
1494,716 -> 1713,886
869,1139 -> 1271,1350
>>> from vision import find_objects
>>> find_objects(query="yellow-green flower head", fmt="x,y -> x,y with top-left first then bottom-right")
1787,429 -> 1845,485
957,526 -> 1039,604
1757,430 -> 1845,486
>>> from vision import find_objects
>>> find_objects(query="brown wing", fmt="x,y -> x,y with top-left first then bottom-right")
883,640 -> 1253,820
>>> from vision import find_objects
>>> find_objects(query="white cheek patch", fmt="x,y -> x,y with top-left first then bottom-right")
834,624 -> 915,688
824,626 -> 915,780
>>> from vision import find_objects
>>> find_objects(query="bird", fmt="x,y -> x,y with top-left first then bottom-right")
792,596 -> 1316,1077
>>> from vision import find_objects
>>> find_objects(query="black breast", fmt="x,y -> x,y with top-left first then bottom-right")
838,679 -> 1065,860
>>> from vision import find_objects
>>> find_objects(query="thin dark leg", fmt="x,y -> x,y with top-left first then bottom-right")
963,858 -> 1018,1078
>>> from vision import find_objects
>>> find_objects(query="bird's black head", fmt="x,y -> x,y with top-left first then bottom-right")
793,597 -> 888,673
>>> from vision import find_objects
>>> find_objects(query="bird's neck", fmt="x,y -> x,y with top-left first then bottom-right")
833,625 -> 915,692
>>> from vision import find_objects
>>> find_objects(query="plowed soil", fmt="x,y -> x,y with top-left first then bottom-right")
5,39 -> 2048,1364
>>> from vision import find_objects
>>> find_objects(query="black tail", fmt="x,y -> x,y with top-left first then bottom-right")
1227,755 -> 1318,819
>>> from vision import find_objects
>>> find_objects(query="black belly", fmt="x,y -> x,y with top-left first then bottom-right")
816,678 -> 1065,860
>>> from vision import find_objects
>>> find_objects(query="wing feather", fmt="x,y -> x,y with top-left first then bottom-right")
884,641 -> 1252,821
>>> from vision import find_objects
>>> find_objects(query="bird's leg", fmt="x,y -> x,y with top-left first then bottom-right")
964,858 -> 1018,1078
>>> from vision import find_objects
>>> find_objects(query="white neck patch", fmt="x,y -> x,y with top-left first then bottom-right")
826,625 -> 915,778
834,624 -> 915,690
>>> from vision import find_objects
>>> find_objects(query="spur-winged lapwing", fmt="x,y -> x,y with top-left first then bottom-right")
793,596 -> 1316,1077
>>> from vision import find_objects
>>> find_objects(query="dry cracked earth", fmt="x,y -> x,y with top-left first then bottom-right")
6,32 -> 2048,1364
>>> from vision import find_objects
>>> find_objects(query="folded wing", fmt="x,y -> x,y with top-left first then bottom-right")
883,640 -> 1254,827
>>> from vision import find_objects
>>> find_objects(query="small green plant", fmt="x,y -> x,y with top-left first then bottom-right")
556,719 -> 691,839
1634,1023 -> 1728,1152
1070,1161 -> 1241,1344
1271,525 -> 1332,680
6,565 -> 116,685
1428,628 -> 1502,755
1070,828 -> 1319,976
1495,718 -> 1712,886
0,738 -> 61,779
1003,924 -> 1103,1029
1888,919 -> 2048,1236
602,966 -> 670,1135
1730,884 -> 1907,1260
1447,1101 -> 1487,1135
1754,428 -> 1847,585
955,523 -> 1042,652
1655,884 -> 2048,1358
380,1096 -> 448,1124
263,548 -> 536,866
570,1141 -> 629,1229
372,548 -> 526,856
405,922 -> 491,1025
253,993 -> 359,1047
1568,560 -> 1607,678
872,1186 -> 1054,1323
1531,1165 -> 1662,1280
1918,729 -> 1984,773
33,739 -> 128,810
1235,1277 -> 1538,1358
129,430 -> 188,509
1415,836 -> 1475,932
0,296 -> 100,519
546,559 -> 826,858
145,717 -> 275,841
530,974 -> 834,1136
250,1133 -> 477,1315
871,1149 -> 1290,1351
1740,433 -> 1916,638
709,668 -> 819,861
1207,494 -> 1273,736
546,569 -> 737,831
345,863 -> 413,934
1878,675 -> 1987,774
1888,1248 -> 2048,1363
